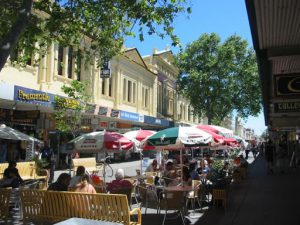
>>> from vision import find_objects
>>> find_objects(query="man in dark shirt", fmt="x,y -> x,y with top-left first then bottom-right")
265,140 -> 274,174
47,173 -> 71,191
2,161 -> 23,188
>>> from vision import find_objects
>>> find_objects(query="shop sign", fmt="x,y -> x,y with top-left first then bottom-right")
98,106 -> 108,116
275,74 -> 300,97
139,115 -> 144,123
120,110 -> 139,122
14,86 -> 55,107
55,96 -> 80,109
111,109 -> 119,118
117,123 -> 132,129
274,102 -> 300,113
100,60 -> 111,78
144,115 -> 170,126
99,121 -> 108,128
85,104 -> 96,114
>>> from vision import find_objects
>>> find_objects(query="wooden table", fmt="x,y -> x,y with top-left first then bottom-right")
54,218 -> 123,225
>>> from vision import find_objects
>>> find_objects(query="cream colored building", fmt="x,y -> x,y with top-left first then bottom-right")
0,43 -> 173,141
143,48 -> 200,126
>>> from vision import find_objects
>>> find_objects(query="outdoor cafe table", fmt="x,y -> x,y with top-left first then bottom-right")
164,185 -> 194,192
54,218 -> 123,225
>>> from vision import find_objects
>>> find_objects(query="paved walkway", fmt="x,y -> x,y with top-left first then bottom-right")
142,154 -> 300,225
3,154 -> 300,225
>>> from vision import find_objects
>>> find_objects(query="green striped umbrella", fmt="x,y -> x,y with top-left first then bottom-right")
144,126 -> 212,150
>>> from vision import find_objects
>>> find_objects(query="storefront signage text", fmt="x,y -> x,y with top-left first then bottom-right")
274,102 -> 300,113
18,90 -> 50,102
120,110 -> 139,122
14,86 -> 55,107
275,74 -> 300,96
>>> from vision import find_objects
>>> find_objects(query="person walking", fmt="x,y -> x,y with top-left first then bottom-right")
265,140 -> 275,174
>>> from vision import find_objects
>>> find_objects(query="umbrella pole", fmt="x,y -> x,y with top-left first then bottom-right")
180,148 -> 183,186
140,150 -> 143,175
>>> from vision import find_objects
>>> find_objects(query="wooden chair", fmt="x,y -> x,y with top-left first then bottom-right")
0,188 -> 11,224
212,189 -> 228,209
160,190 -> 186,225
20,190 -> 141,225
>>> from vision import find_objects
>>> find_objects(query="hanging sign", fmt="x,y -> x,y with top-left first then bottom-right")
100,60 -> 111,78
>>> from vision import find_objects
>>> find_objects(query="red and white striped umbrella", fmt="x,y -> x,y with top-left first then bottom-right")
67,131 -> 134,153
123,129 -> 157,150
194,124 -> 237,146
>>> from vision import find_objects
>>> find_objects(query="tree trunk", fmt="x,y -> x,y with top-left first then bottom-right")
0,0 -> 33,72
207,116 -> 212,125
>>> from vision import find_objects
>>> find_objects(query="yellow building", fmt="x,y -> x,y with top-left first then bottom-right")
0,43 -> 176,140
143,47 -> 200,126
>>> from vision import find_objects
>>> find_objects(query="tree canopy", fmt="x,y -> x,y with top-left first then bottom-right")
0,0 -> 191,71
176,33 -> 261,125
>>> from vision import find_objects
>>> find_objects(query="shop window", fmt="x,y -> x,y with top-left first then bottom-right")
142,86 -> 149,108
123,77 -> 136,104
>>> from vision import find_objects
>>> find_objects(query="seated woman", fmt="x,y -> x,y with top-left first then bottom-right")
106,168 -> 133,193
0,161 -> 23,188
68,166 -> 91,190
72,174 -> 96,193
48,173 -> 71,191
162,161 -> 178,186
145,159 -> 159,172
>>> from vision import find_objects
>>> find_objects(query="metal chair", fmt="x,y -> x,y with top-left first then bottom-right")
136,185 -> 161,214
186,180 -> 202,211
160,190 -> 186,225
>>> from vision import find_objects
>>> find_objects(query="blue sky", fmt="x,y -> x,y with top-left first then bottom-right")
125,0 -> 267,136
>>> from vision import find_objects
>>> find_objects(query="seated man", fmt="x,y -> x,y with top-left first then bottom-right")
106,168 -> 133,193
0,161 -> 23,188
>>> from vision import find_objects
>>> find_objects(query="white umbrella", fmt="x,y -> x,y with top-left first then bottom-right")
67,131 -> 134,153
0,124 -> 42,143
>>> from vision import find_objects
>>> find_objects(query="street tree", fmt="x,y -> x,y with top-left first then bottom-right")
53,80 -> 91,138
0,0 -> 191,71
176,33 -> 261,125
